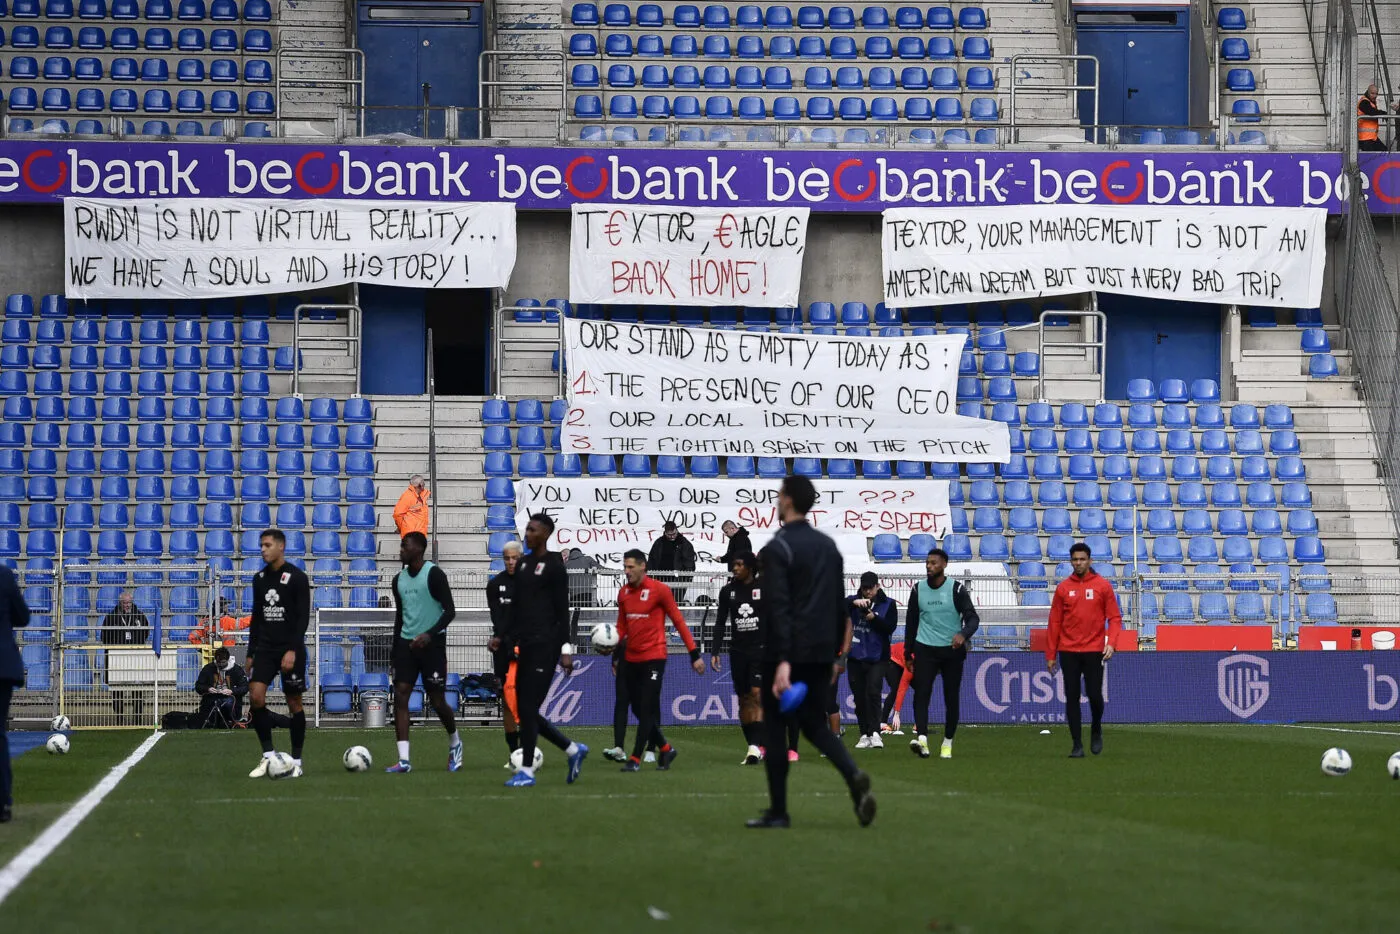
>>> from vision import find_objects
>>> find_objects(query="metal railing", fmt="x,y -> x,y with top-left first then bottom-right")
274,45 -> 366,138
427,326 -> 439,563
1337,170 -> 1400,552
292,302 -> 362,398
1007,53 -> 1099,144
1033,306 -> 1106,403
495,301 -> 566,398
478,49 -> 567,140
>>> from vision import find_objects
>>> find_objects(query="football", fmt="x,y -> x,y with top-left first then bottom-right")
266,751 -> 297,779
343,745 -> 373,772
509,747 -> 545,770
46,733 -> 70,755
50,714 -> 71,732
1387,752 -> 1400,780
590,622 -> 620,653
1321,747 -> 1352,777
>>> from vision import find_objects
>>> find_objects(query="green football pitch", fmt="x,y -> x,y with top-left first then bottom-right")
3,723 -> 1400,933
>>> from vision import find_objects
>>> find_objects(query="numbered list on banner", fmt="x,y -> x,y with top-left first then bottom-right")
561,318 -> 1010,462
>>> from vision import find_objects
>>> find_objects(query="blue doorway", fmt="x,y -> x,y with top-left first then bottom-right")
358,1 -> 483,137
1077,9 -> 1191,138
1102,296 -> 1221,400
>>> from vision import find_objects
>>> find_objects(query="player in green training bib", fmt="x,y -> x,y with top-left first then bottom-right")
386,531 -> 462,773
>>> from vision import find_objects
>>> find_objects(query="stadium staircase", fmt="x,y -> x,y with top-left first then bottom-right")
1212,0 -> 1327,146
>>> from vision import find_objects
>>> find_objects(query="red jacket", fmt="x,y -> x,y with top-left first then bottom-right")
1046,571 -> 1123,662
615,576 -> 698,663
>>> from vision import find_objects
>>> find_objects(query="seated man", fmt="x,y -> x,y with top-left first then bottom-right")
194,647 -> 249,728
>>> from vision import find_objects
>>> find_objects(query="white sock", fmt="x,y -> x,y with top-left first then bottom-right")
293,758 -> 302,767
397,741 -> 410,761
943,737 -> 953,745
449,731 -> 461,747
262,750 -> 275,760
566,742 -> 580,757
522,764 -> 537,777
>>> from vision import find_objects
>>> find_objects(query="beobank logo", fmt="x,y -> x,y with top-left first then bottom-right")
0,142 -> 1368,209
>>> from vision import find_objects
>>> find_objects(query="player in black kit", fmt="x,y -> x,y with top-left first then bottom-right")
245,529 -> 312,779
708,553 -> 766,765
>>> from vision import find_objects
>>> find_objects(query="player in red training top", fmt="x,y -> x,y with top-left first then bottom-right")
614,548 -> 705,772
1047,542 -> 1122,758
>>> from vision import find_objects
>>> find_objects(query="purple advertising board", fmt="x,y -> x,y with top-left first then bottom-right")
0,140 -> 1376,212
537,652 -> 1400,727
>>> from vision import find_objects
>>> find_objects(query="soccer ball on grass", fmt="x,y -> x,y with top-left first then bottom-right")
46,733 -> 70,755
266,751 -> 297,779
1321,747 -> 1352,777
343,746 -> 373,772
509,747 -> 545,770
1387,751 -> 1400,780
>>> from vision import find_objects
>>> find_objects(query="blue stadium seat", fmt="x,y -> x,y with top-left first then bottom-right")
1221,37 -> 1250,61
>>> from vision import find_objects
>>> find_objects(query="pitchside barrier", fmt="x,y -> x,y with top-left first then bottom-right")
9,563 -> 1400,728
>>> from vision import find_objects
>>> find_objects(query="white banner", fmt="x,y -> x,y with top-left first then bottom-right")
569,203 -> 809,307
561,318 -> 1011,462
63,197 -> 517,299
882,204 -> 1327,308
516,476 -> 952,566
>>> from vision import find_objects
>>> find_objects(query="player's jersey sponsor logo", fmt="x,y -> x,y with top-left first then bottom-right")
281,571 -> 291,585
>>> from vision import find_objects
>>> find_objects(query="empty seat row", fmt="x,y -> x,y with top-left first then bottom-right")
0,368 -> 276,396
957,478 -> 1311,508
0,418 -> 373,451
570,3 -> 988,29
572,61 -> 993,89
575,92 -> 996,119
572,31 -> 990,59
1008,427 -> 1299,456
5,528 -> 379,559
952,504 -> 1317,537
0,446 -> 376,477
2,317 -> 279,345
3,55 -> 270,82
1,473 -> 375,503
1,293 -> 339,320
579,122 -> 997,141
0,373 -> 368,422
8,85 -> 273,112
929,532 -> 1326,565
1006,401 -> 1292,431
0,500 -> 380,532
0,0 -> 271,20
0,24 -> 270,48
8,116 -> 244,134
0,342 -> 296,370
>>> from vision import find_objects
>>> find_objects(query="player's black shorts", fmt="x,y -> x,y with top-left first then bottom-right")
250,645 -> 307,695
391,636 -> 449,690
729,651 -> 762,694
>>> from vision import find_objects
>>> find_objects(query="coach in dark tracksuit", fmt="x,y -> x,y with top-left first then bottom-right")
0,564 -> 32,822
749,475 -> 875,829
905,548 -> 979,760
502,514 -> 588,788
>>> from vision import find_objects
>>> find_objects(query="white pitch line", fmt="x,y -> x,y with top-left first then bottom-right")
0,731 -> 164,906
1275,725 -> 1400,737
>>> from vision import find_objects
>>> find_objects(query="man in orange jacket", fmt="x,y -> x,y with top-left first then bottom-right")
1047,542 -> 1122,758
393,475 -> 430,538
